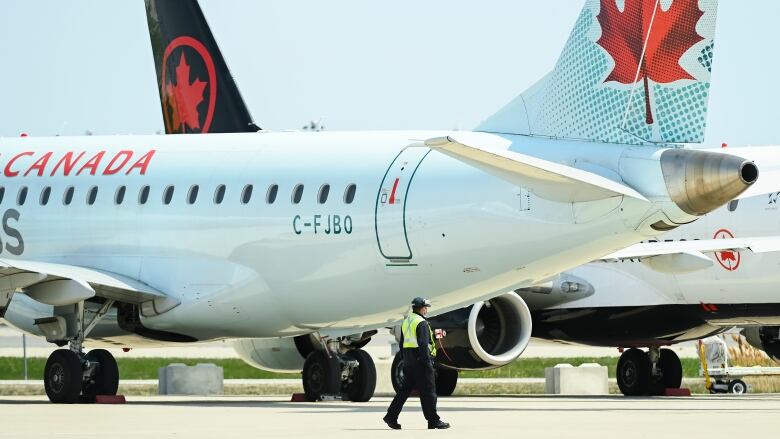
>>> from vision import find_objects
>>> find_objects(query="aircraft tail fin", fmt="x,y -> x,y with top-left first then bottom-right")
145,0 -> 259,134
478,0 -> 718,145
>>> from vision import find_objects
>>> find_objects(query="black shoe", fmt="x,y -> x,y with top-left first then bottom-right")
428,420 -> 450,429
383,416 -> 402,430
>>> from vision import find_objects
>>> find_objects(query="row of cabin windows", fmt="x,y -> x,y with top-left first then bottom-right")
0,183 -> 358,207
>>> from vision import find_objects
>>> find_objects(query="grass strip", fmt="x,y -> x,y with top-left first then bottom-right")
0,356 -> 703,380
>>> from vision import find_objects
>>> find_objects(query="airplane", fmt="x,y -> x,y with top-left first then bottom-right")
392,161 -> 780,397
0,0 -> 769,404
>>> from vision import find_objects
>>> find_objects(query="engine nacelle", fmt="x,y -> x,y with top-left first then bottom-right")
232,335 -> 317,373
426,292 -> 532,370
743,326 -> 780,362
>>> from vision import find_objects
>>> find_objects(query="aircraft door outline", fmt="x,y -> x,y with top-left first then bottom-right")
374,147 -> 430,262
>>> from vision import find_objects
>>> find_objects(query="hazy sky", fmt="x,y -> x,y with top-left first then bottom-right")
0,1 -> 778,148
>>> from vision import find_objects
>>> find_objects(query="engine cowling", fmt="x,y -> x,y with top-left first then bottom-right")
743,326 -> 780,362
426,292 -> 532,370
232,335 -> 317,373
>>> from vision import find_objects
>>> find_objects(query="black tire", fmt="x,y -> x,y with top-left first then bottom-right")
302,350 -> 341,401
81,349 -> 120,403
390,352 -> 405,393
435,367 -> 458,397
658,348 -> 683,389
44,349 -> 83,404
344,349 -> 376,402
728,379 -> 747,394
616,348 -> 651,396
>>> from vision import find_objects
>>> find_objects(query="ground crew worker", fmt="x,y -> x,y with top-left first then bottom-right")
384,297 -> 450,430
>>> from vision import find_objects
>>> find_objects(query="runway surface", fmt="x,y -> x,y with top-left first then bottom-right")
1,394 -> 778,439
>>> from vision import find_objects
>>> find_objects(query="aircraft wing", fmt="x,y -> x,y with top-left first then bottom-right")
601,236 -> 780,261
0,259 -> 169,306
424,135 -> 648,203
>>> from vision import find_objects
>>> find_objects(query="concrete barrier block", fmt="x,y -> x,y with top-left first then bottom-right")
545,363 -> 608,395
374,360 -> 394,396
158,363 -> 224,396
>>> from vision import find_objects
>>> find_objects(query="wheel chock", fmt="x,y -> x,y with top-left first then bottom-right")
290,393 -> 307,402
663,388 -> 691,397
95,395 -> 126,404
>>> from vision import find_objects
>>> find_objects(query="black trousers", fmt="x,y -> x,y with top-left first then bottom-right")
386,363 -> 440,423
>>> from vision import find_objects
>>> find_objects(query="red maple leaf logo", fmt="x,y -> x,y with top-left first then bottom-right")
165,52 -> 207,132
719,251 -> 736,262
596,0 -> 704,124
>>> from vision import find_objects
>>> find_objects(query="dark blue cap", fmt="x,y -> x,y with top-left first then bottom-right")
411,297 -> 431,308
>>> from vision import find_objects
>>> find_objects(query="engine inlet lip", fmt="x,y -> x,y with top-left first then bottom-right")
740,161 -> 759,185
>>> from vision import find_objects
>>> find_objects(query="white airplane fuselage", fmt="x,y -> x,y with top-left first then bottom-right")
532,173 -> 780,346
0,130 -> 688,341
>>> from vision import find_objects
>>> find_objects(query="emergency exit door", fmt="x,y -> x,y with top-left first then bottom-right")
375,147 -> 430,262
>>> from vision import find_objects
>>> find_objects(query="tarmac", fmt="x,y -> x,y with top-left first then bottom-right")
1,394 -> 779,439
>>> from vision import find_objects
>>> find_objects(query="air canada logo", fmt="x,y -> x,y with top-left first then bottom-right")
713,228 -> 740,271
161,36 -> 217,133
596,0 -> 704,124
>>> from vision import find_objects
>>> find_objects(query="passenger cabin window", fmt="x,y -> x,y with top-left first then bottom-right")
241,184 -> 253,204
63,186 -> 74,205
292,184 -> 304,204
318,184 -> 330,204
17,187 -> 28,206
344,184 -> 356,204
40,186 -> 51,206
187,185 -> 199,205
87,186 -> 98,205
139,185 -> 150,205
115,186 -> 126,205
214,185 -> 226,204
266,184 -> 278,204
163,185 -> 174,205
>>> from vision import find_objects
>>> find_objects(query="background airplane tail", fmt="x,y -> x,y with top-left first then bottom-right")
145,0 -> 259,134
478,0 -> 718,145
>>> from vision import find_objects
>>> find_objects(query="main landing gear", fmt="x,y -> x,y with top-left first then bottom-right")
301,336 -> 377,402
37,300 -> 120,403
390,351 -> 459,397
616,347 -> 682,396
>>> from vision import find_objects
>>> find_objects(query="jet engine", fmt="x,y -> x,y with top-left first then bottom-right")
426,292 -> 532,370
743,326 -> 780,362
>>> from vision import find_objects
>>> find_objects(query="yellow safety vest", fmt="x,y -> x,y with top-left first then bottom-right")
401,313 -> 437,357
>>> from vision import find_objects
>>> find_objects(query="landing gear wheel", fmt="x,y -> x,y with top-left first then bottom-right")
44,349 -> 83,404
616,348 -> 651,396
302,350 -> 341,401
391,352 -> 405,393
81,349 -> 119,403
728,379 -> 747,394
658,348 -> 683,389
435,367 -> 458,397
344,349 -> 376,402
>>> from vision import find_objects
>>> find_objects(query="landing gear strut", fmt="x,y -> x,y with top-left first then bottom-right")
39,300 -> 119,403
301,336 -> 377,402
616,347 -> 682,396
